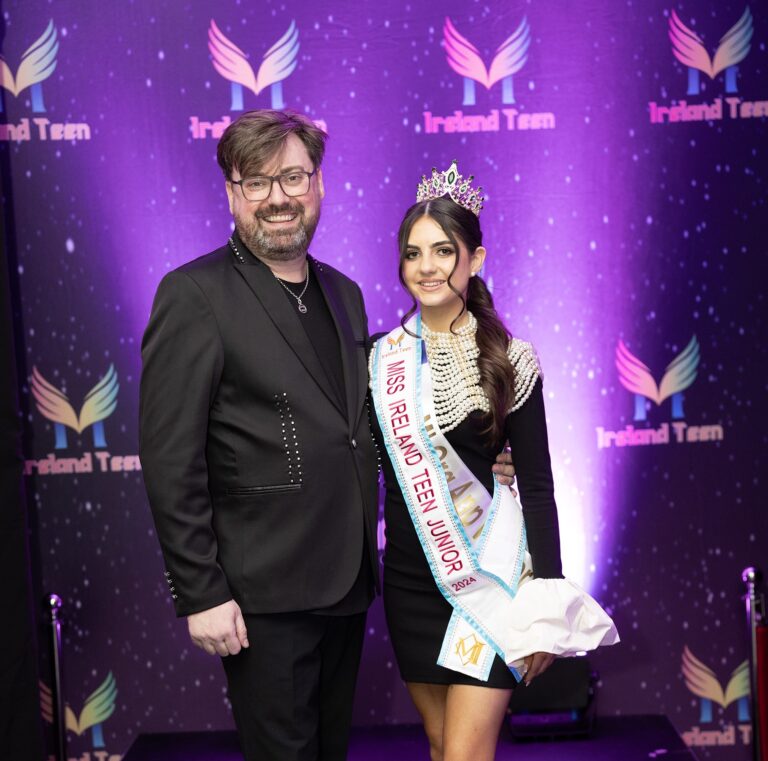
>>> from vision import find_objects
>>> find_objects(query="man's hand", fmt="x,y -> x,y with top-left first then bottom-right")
493,449 -> 517,494
187,600 -> 249,657
522,652 -> 555,686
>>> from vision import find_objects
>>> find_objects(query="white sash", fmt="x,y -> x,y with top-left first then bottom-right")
372,315 -> 619,681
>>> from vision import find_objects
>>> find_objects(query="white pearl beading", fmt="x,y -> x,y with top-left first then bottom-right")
506,339 -> 541,413
370,313 -> 542,434
422,314 -> 488,434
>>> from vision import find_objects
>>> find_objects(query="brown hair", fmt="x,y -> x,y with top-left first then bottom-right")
398,196 -> 516,442
216,110 -> 327,179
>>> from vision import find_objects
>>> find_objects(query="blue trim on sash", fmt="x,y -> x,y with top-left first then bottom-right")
476,485 -> 529,593
372,328 -> 504,665
474,478 -> 501,556
371,317 -> 524,680
413,315 -> 524,601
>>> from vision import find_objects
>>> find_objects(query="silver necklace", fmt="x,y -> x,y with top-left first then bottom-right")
229,237 -> 310,314
274,267 -> 310,314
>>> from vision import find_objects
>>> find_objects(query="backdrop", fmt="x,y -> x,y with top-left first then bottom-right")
2,0 -> 766,758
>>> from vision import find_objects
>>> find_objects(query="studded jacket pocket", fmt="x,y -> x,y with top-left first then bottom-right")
274,393 -> 303,485
225,483 -> 302,496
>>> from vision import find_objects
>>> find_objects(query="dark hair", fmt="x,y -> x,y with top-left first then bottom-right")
397,196 -> 516,442
216,110 -> 327,179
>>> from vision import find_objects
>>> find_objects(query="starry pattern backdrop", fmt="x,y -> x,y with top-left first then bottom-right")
1,0 -> 766,758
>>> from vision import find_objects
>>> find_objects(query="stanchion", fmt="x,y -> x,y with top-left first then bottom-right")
742,567 -> 764,761
47,594 -> 67,761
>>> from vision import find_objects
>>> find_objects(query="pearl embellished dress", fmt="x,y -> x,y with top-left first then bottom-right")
371,315 -> 563,687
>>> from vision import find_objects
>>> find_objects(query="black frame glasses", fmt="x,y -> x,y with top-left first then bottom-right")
230,169 -> 317,201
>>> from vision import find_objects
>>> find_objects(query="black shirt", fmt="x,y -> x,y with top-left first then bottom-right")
275,266 -> 346,409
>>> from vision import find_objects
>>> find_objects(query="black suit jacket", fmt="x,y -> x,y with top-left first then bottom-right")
139,239 -> 380,617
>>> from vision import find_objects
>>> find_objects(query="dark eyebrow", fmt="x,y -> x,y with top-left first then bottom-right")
405,240 -> 454,250
249,165 -> 307,176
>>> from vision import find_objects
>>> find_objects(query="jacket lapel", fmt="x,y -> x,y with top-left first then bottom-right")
233,257 -> 346,418
311,258 -> 360,431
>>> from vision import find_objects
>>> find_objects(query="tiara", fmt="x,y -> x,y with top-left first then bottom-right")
416,160 -> 485,216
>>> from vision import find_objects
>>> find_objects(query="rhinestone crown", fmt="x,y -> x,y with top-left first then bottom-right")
416,160 -> 485,216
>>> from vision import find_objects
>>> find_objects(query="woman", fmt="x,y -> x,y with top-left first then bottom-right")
369,163 -> 618,761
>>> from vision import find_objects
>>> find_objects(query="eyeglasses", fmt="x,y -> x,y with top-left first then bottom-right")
229,169 -> 317,202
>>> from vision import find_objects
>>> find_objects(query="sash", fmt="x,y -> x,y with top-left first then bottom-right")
372,315 -> 530,680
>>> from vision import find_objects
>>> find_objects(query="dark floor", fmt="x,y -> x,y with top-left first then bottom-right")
124,714 -> 697,760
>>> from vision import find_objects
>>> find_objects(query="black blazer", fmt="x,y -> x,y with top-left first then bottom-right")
139,240 -> 380,617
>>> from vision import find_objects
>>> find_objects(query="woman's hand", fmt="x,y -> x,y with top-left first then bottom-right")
492,449 -> 517,495
521,652 -> 555,686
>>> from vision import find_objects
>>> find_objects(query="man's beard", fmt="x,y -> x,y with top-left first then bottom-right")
235,202 -> 320,262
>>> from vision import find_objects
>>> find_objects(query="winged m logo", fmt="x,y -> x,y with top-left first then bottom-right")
615,336 -> 699,421
681,647 -> 750,723
208,19 -> 300,110
0,20 -> 58,113
39,672 -> 117,749
31,364 -> 119,449
668,8 -> 753,95
443,16 -> 530,105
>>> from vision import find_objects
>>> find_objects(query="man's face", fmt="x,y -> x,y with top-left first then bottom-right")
226,133 -> 324,262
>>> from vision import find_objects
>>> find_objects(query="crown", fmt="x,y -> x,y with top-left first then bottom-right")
416,160 -> 485,216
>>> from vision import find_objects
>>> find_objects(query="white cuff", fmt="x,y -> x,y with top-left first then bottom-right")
504,577 -> 620,666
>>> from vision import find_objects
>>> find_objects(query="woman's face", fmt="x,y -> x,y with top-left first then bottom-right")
402,215 -> 485,311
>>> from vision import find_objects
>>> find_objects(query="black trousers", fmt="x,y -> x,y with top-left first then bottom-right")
222,611 -> 367,761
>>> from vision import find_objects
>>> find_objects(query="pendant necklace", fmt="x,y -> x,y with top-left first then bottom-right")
229,237 -> 310,314
274,266 -> 310,314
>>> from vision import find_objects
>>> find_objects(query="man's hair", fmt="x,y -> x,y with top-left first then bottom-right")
217,110 -> 327,179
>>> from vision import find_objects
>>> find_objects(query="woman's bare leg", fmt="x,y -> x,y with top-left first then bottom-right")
406,682 -> 449,761
442,684 -> 513,761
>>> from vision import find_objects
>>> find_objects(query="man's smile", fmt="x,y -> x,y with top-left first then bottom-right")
262,213 -> 298,222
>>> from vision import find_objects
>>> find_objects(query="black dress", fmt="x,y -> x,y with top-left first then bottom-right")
378,376 -> 563,688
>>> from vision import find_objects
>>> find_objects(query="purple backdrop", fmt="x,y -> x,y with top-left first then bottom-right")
2,0 -> 766,758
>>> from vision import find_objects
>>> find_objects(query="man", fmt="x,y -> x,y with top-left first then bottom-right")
140,110 -> 515,760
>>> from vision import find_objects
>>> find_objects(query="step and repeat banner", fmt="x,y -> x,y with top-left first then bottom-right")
2,0 -> 765,758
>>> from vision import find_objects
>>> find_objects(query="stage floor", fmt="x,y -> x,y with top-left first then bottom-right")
124,714 -> 697,760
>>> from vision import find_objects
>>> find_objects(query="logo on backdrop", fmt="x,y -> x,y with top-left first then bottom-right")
616,336 -> 699,422
421,16 -> 556,135
41,672 -> 119,755
596,336 -> 725,449
649,7 -> 766,125
190,19 -> 325,140
0,20 -> 91,142
445,17 -> 530,107
680,647 -> 753,748
209,19 -> 299,111
0,20 -> 58,113
669,9 -> 752,96
26,365 -> 140,476
31,364 -> 119,450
